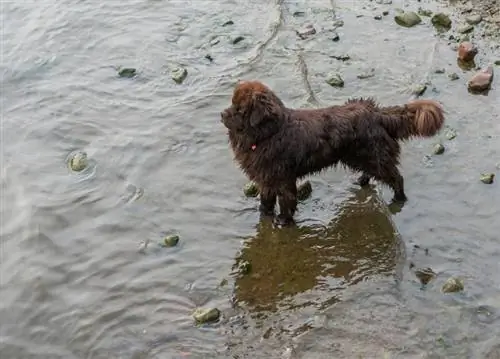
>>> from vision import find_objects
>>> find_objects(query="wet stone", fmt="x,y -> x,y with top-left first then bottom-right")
231,36 -> 245,45
171,67 -> 188,84
383,11 -> 389,16
434,68 -> 446,74
457,24 -> 474,34
415,267 -> 436,285
357,68 -> 375,79
296,25 -> 316,39
332,19 -> 344,28
468,66 -> 494,93
433,143 -> 445,155
374,15 -> 383,20
442,277 -> 464,293
243,182 -> 259,197
209,38 -> 220,46
480,173 -> 495,184
330,32 -> 340,42
297,180 -> 312,201
192,308 -> 221,324
466,14 -> 482,25
418,8 -> 433,17
68,151 -> 88,172
412,83 -> 427,96
448,72 -> 460,80
204,54 -> 214,62
326,73 -> 344,87
394,11 -> 422,28
161,234 -> 180,247
222,20 -> 234,27
431,13 -> 452,31
118,67 -> 137,78
237,260 -> 252,275
445,127 -> 457,140
457,41 -> 478,62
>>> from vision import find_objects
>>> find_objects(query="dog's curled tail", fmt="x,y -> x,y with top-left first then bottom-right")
379,99 -> 445,140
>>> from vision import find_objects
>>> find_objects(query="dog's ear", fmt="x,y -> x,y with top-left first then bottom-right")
249,92 -> 268,128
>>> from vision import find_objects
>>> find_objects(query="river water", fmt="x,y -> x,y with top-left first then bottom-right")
1,0 -> 500,358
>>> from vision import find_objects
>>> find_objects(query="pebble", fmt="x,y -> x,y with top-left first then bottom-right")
231,36 -> 245,45
296,25 -> 316,39
412,83 -> 427,96
162,234 -> 180,247
431,13 -> 452,30
457,41 -> 478,62
118,67 -> 137,78
466,14 -> 482,25
433,143 -> 445,155
468,66 -> 494,92
326,73 -> 344,87
171,67 -> 188,84
394,11 -> 422,27
442,277 -> 464,293
68,151 -> 88,172
480,173 -> 495,184
192,308 -> 221,324
457,24 -> 474,34
448,72 -> 460,81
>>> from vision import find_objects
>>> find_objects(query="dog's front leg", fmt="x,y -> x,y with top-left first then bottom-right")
259,186 -> 277,216
276,182 -> 297,226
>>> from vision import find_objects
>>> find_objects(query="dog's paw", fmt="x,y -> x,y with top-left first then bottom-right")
273,214 -> 295,227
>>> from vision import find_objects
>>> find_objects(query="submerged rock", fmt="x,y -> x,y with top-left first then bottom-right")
330,31 -> 340,42
468,66 -> 494,93
192,308 -> 221,324
161,234 -> 180,247
394,11 -> 422,28
357,68 -> 375,79
434,68 -> 446,74
480,173 -> 495,184
418,8 -> 433,17
466,14 -> 482,25
457,24 -> 474,34
237,260 -> 252,275
231,35 -> 245,45
415,267 -> 436,285
457,41 -> 478,62
442,277 -> 464,293
68,151 -> 88,172
431,13 -> 452,30
171,67 -> 188,84
297,180 -> 312,201
243,182 -> 259,197
222,20 -> 234,27
412,83 -> 427,96
118,67 -> 137,78
433,143 -> 445,155
296,24 -> 316,39
444,127 -> 457,140
326,73 -> 344,87
448,72 -> 460,81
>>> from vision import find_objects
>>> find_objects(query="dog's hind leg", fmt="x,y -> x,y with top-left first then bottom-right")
275,181 -> 298,226
380,165 -> 407,203
355,173 -> 371,187
259,186 -> 277,216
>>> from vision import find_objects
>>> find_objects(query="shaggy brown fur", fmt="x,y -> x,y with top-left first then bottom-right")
221,80 -> 445,225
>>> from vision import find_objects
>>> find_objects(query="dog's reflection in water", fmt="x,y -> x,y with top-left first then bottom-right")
231,187 -> 406,314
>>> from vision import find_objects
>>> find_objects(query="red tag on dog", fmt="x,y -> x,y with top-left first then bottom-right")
251,144 -> 256,150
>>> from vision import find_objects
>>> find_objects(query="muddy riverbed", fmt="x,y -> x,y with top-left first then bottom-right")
1,0 -> 500,358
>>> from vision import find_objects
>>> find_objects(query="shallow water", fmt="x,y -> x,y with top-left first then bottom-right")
1,0 -> 500,358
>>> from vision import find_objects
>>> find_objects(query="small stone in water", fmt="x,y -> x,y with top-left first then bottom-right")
442,277 -> 464,293
374,15 -> 382,20
394,11 -> 422,28
326,73 -> 344,87
162,234 -> 180,247
231,36 -> 245,45
297,180 -> 313,201
448,72 -> 460,81
243,182 -> 259,197
118,67 -> 137,78
480,173 -> 494,184
192,307 -> 221,324
330,32 -> 340,42
204,54 -> 214,62
415,267 -> 436,285
434,68 -> 445,74
296,25 -> 316,39
382,11 -> 389,16
445,127 -> 457,140
466,14 -> 482,25
357,68 -> 375,79
418,8 -> 433,17
171,67 -> 188,84
433,143 -> 445,155
431,13 -> 452,30
237,260 -> 252,275
68,151 -> 88,172
457,24 -> 474,34
468,66 -> 494,93
412,83 -> 427,96
332,19 -> 344,27
222,20 -> 234,26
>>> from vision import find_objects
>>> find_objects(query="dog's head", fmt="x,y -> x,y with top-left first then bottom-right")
221,80 -> 285,138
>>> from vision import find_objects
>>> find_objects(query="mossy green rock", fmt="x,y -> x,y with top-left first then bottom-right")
480,173 -> 494,184
431,13 -> 452,30
433,143 -> 445,155
297,180 -> 313,201
162,234 -> 180,247
243,182 -> 259,197
394,11 -> 422,28
171,67 -> 188,84
192,307 -> 221,324
326,73 -> 344,87
68,151 -> 88,172
118,67 -> 137,78
442,277 -> 464,293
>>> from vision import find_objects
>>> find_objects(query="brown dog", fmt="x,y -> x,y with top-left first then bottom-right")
221,80 -> 445,225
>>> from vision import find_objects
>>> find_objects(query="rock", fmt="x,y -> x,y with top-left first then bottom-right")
415,267 -> 436,285
68,151 -> 88,172
495,60 -> 500,66
293,11 -> 305,17
442,277 -> 464,293
448,72 -> 460,81
434,68 -> 446,74
394,11 -> 422,28
237,260 -> 252,275
209,38 -> 220,46
466,14 -> 482,25
468,66 -> 494,93
374,15 -> 383,20
412,83 -> 427,96
480,173 -> 495,184
357,68 -> 375,79
222,20 -> 234,27
418,8 -> 433,17
162,234 -> 180,247
431,13 -> 452,30
332,19 -> 344,27
231,36 -> 245,45
382,11 -> 389,16
204,54 -> 214,62
330,54 -> 350,61
457,41 -> 478,62
433,143 -> 445,155
118,67 -> 137,78
445,127 -> 457,140
243,182 -> 259,197
326,73 -> 344,87
297,180 -> 312,201
192,308 -> 221,324
171,67 -> 188,84
330,32 -> 340,42
457,24 -> 474,34
296,25 -> 316,39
